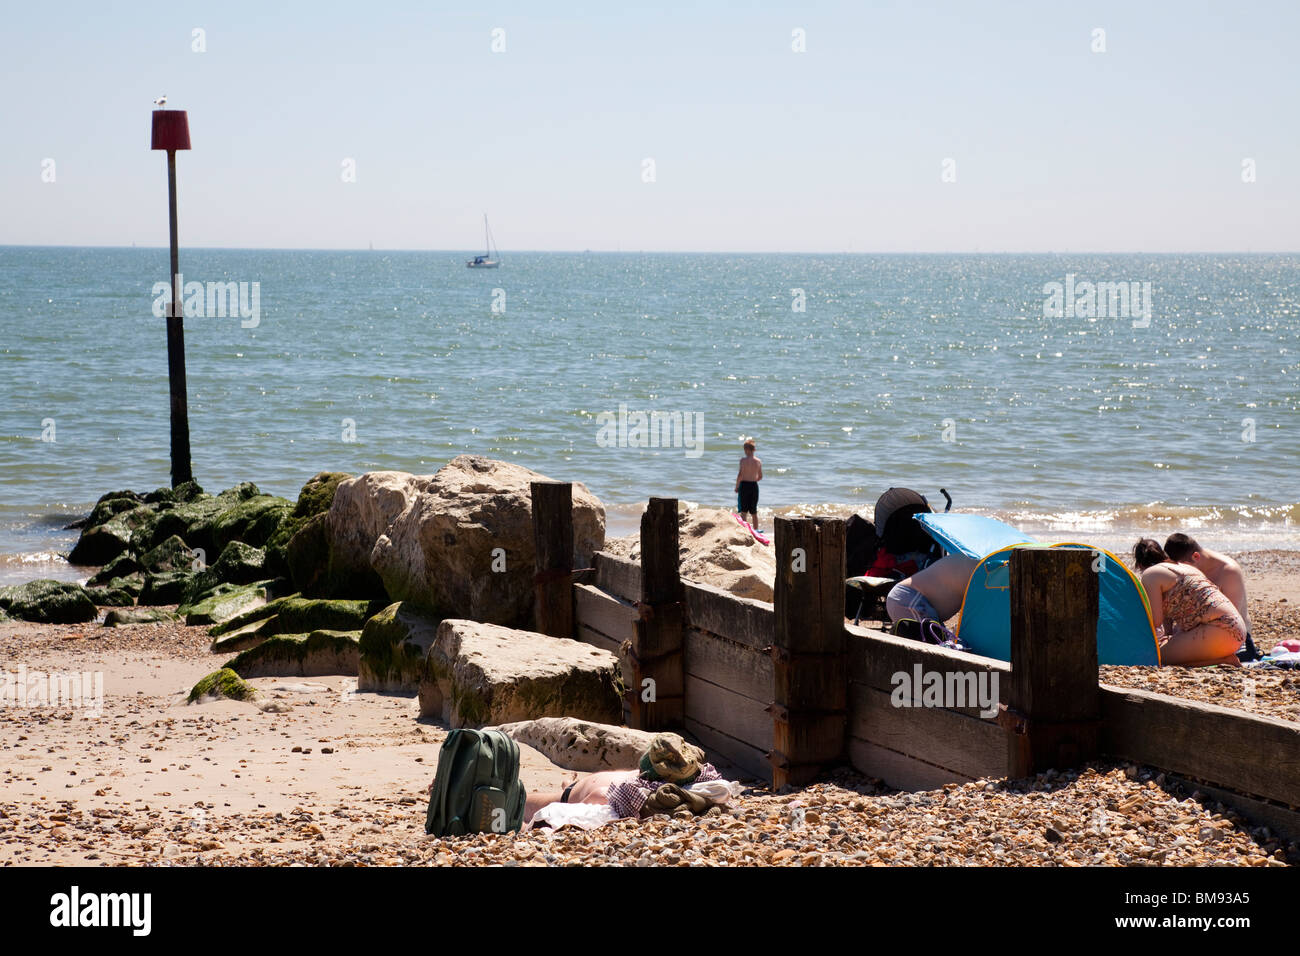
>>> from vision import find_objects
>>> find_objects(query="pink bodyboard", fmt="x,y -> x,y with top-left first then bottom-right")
733,513 -> 770,546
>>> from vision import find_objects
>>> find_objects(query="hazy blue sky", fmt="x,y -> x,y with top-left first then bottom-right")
3,0 -> 1297,251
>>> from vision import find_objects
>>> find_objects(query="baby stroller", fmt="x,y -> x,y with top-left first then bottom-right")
845,486 -> 952,625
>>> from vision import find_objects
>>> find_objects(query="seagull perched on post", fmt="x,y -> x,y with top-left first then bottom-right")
153,95 -> 167,108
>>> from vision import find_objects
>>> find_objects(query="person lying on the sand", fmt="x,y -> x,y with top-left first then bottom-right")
1163,533 -> 1252,635
524,733 -> 722,824
1134,539 -> 1246,667
886,554 -> 979,624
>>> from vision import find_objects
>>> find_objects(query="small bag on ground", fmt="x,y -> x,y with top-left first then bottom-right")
425,728 -> 526,837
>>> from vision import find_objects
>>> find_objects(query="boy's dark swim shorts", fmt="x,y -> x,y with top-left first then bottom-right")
737,480 -> 759,514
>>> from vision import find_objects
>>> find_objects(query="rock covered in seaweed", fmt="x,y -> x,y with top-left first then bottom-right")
357,601 -> 440,693
0,580 -> 98,624
224,629 -> 361,678
188,668 -> 259,704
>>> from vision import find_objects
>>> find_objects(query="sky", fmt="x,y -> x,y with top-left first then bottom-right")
2,0 -> 1298,252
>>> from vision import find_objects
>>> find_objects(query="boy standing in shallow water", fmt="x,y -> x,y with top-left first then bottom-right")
734,438 -> 763,530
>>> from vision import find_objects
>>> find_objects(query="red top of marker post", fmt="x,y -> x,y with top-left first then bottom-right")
151,110 -> 191,150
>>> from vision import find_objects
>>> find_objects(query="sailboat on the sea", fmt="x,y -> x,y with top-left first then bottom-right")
466,214 -> 500,269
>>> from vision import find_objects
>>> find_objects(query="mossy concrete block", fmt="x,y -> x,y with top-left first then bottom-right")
208,595 -> 293,637
0,580 -> 98,624
264,471 -> 352,579
86,585 -> 136,608
208,594 -> 377,654
210,618 -> 276,655
173,480 -> 205,503
188,667 -> 258,703
103,574 -> 144,599
284,512 -> 329,595
183,541 -> 267,603
103,607 -> 180,627
83,496 -> 141,532
419,619 -> 622,729
263,596 -> 376,634
358,602 -> 440,693
138,570 -> 193,606
143,497 -> 224,555
210,495 -> 292,552
179,579 -> 274,627
143,487 -> 176,505
87,553 -> 142,588
69,505 -> 153,566
294,472 -> 352,519
140,534 -> 195,574
95,489 -> 144,508
225,629 -> 361,678
217,482 -> 262,503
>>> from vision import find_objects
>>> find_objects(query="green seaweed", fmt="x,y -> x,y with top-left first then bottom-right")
224,629 -> 361,676
188,668 -> 258,703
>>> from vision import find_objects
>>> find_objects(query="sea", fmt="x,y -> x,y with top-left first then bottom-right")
1,247 -> 1297,585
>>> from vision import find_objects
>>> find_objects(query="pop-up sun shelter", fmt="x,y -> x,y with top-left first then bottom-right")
914,513 -> 1161,666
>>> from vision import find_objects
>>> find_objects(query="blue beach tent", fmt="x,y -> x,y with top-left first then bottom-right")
914,514 -> 1161,666
913,513 -> 1036,559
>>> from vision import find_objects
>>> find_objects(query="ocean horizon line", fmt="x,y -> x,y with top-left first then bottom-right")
3,244 -> 1299,257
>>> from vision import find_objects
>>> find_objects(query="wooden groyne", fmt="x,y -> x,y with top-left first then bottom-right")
534,486 -> 1300,839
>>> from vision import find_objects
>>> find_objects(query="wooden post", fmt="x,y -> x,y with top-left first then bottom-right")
630,497 -> 684,730
770,515 -> 847,789
164,150 -> 193,487
1002,547 -> 1101,777
530,481 -> 574,639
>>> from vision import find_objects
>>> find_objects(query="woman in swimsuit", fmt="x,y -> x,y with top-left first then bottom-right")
1134,539 -> 1246,666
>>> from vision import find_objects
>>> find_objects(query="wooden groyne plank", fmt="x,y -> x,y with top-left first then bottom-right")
849,681 -> 1006,781
593,551 -> 641,603
685,674 -> 773,752
849,737 -> 976,791
1100,684 -> 1300,808
682,580 -> 772,651
574,583 -> 636,644
684,627 -> 771,704
686,717 -> 771,782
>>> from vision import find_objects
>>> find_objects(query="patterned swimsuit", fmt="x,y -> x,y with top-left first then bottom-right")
1163,567 -> 1246,641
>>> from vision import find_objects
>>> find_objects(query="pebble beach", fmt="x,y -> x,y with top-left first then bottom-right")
2,552 -> 1296,869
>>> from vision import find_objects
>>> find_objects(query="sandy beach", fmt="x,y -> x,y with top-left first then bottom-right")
2,547 -> 1295,868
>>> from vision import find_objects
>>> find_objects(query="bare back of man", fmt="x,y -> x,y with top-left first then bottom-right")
1192,549 -> 1251,632
896,554 -> 979,622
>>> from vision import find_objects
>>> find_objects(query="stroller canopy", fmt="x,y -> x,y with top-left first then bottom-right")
873,487 -> 933,555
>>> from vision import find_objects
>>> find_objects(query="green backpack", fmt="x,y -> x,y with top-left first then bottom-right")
425,729 -> 527,837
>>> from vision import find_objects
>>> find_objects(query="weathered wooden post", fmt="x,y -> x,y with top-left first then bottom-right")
630,497 -> 684,730
1002,547 -> 1101,777
530,481 -> 574,638
150,108 -> 194,487
770,515 -> 847,789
